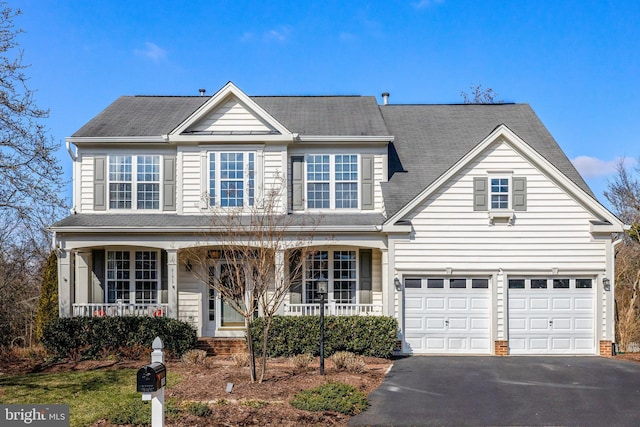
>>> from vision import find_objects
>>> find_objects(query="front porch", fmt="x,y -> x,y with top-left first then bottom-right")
59,244 -> 392,338
72,302 -> 169,318
283,302 -> 383,316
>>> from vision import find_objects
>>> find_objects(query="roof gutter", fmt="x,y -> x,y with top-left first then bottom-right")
296,135 -> 393,144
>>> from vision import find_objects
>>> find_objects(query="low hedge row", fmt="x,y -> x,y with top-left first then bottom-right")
41,316 -> 197,359
250,315 -> 397,358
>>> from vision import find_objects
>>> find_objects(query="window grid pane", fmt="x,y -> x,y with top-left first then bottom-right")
333,251 -> 356,303
304,251 -> 328,303
307,155 -> 330,208
136,156 -> 160,209
491,178 -> 509,209
335,155 -> 358,209
109,156 -> 132,209
107,251 -> 130,303
220,153 -> 244,207
135,251 -> 158,304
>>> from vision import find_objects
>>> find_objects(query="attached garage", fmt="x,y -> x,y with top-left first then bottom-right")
508,277 -> 595,355
404,277 -> 491,354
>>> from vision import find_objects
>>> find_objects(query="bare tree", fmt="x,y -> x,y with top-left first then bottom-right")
605,159 -> 640,242
460,84 -> 503,104
0,4 -> 66,350
606,158 -> 640,350
185,174 -> 318,382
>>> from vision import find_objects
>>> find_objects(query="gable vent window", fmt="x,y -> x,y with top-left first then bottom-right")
490,178 -> 509,209
474,176 -> 527,223
108,155 -> 160,210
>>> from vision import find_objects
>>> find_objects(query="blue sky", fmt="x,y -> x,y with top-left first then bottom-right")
17,0 -> 640,209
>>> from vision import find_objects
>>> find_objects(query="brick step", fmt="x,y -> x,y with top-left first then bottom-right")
196,338 -> 246,356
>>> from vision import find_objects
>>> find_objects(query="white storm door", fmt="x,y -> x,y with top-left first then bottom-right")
404,278 -> 491,354
508,278 -> 595,355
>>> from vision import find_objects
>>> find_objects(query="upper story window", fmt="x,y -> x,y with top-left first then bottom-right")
209,152 -> 255,207
108,155 -> 160,209
490,178 -> 509,209
306,154 -> 358,209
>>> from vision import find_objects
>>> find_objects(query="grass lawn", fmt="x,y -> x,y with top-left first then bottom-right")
0,368 -> 180,427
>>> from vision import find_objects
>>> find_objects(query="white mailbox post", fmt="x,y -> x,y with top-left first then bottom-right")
137,337 -> 165,427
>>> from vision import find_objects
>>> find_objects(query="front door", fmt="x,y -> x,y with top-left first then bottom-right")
204,262 -> 245,335
219,262 -> 245,327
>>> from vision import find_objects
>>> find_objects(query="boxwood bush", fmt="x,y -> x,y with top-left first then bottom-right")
250,315 -> 397,358
41,316 -> 197,359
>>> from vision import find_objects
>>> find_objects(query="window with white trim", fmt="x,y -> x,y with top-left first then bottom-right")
306,154 -> 358,209
490,177 -> 509,209
304,250 -> 357,303
209,152 -> 255,207
108,155 -> 160,209
106,250 -> 159,304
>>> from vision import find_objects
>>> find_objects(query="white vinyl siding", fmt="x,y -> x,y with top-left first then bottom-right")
187,97 -> 275,134
394,142 -> 607,272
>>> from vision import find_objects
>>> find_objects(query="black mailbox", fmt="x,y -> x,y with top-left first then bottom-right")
136,362 -> 166,393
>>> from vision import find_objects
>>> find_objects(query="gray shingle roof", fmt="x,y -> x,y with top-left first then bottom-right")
68,93 -> 595,226
73,97 -> 208,137
72,96 -> 389,137
380,104 -> 594,217
253,96 -> 389,136
51,213 -> 387,230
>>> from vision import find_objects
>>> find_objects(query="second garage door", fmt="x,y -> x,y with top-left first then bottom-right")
404,277 -> 491,354
508,277 -> 595,355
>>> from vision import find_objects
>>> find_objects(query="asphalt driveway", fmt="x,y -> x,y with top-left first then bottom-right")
350,356 -> 640,427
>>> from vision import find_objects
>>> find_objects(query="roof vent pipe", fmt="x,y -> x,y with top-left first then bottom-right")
199,88 -> 206,96
382,92 -> 390,105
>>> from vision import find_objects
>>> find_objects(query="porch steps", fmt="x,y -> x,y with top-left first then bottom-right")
196,337 -> 247,356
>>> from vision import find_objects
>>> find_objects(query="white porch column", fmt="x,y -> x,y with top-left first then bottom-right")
274,249 -> 286,315
75,251 -> 91,305
381,248 -> 392,316
166,249 -> 178,319
57,249 -> 73,317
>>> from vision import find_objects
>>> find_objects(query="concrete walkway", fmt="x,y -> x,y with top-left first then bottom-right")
350,356 -> 640,426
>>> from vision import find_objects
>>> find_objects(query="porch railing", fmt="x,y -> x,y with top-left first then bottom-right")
72,303 -> 169,318
284,303 -> 383,316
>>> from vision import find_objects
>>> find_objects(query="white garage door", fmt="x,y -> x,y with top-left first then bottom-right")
508,277 -> 595,355
404,277 -> 491,354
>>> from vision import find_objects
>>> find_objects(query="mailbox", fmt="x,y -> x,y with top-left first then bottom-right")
136,362 -> 166,393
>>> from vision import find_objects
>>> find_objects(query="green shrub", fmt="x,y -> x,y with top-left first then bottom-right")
185,401 -> 212,417
290,382 -> 368,415
251,315 -> 397,358
109,399 -> 150,426
41,316 -> 197,360
35,251 -> 59,341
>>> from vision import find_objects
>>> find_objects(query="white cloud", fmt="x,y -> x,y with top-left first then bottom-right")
134,42 -> 167,62
571,155 -> 636,178
263,26 -> 292,42
412,0 -> 444,10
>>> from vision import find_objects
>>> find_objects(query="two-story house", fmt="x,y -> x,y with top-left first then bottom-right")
51,82 -> 624,356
